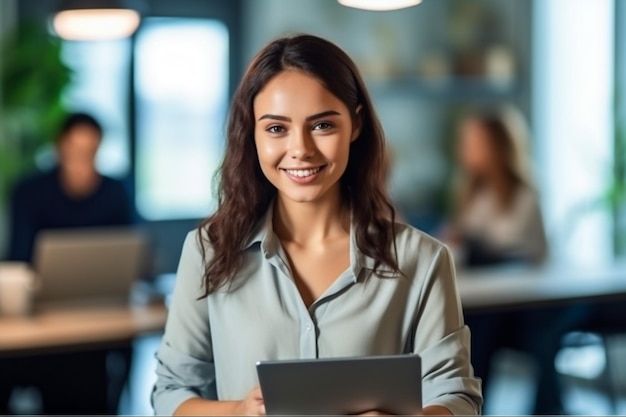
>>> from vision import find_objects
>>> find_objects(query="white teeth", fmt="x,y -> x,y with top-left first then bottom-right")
285,167 -> 322,177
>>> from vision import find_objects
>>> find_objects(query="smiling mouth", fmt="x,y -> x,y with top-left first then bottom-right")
281,166 -> 326,178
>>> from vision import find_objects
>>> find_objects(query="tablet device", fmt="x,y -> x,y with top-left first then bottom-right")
256,354 -> 422,415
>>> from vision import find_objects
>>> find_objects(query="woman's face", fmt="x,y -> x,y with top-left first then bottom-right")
458,119 -> 497,176
253,70 -> 360,206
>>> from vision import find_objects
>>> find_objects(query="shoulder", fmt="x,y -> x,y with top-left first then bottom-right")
513,184 -> 543,213
175,229 -> 208,296
181,228 -> 213,267
391,221 -> 449,273
98,175 -> 130,200
12,170 -> 55,198
100,175 -> 127,192
183,228 -> 204,254
516,184 -> 539,201
393,221 -> 445,253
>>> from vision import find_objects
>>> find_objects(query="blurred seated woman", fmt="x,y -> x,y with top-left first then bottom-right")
445,108 -> 587,415
446,107 -> 547,267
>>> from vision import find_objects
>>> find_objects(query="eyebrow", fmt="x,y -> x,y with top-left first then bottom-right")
257,110 -> 341,122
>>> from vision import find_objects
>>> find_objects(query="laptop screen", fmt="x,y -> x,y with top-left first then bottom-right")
32,227 -> 147,307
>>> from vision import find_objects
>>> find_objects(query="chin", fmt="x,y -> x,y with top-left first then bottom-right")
273,179 -> 341,205
283,194 -> 321,204
277,189 -> 326,204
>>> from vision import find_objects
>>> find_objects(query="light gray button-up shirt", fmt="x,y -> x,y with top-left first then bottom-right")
152,210 -> 483,415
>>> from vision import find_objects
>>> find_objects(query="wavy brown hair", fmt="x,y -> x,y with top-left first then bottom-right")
457,107 -> 534,214
199,34 -> 398,296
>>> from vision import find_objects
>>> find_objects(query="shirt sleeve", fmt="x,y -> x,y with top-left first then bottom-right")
414,244 -> 483,415
152,231 -> 217,416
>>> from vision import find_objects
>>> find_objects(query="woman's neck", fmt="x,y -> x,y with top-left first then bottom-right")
273,189 -> 350,246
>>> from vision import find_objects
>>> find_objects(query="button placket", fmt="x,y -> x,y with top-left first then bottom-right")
299,317 -> 316,358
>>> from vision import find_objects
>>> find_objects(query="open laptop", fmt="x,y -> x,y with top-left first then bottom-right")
257,354 -> 422,415
32,227 -> 148,309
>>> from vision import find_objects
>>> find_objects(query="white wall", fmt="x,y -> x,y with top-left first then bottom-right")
533,0 -> 615,264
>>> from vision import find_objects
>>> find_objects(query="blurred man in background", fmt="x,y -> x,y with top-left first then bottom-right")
8,112 -> 131,263
2,112 -> 133,414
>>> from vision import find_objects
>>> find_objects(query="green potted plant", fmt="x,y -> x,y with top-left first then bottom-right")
610,89 -> 626,255
0,22 -> 71,257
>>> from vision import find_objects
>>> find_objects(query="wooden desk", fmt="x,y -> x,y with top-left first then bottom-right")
5,264 -> 623,352
458,261 -> 626,313
0,303 -> 167,357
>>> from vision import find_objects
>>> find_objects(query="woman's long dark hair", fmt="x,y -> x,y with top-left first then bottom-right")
199,34 -> 399,296
458,109 -> 533,214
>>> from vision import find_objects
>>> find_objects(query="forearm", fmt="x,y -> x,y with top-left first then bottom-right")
423,405 -> 453,415
174,398 -> 238,416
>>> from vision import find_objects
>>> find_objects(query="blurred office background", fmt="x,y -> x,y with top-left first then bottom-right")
1,0 -> 625,415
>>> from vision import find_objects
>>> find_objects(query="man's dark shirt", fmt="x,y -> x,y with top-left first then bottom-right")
8,167 -> 131,262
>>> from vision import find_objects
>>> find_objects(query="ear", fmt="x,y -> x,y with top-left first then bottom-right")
351,105 -> 363,142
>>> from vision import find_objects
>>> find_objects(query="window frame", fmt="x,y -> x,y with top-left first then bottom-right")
128,0 -> 243,223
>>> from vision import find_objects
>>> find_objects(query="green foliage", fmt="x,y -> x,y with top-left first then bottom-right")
0,22 -> 71,203
612,86 -> 626,254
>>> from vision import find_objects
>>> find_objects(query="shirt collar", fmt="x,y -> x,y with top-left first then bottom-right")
244,202 -> 279,257
349,221 -> 399,275
243,202 -> 395,278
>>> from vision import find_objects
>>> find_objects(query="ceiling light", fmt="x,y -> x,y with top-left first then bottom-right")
338,0 -> 422,11
52,0 -> 143,41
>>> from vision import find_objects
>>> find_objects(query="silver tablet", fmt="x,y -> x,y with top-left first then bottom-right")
256,354 -> 422,415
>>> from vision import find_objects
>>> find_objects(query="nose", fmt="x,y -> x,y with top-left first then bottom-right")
288,129 -> 315,160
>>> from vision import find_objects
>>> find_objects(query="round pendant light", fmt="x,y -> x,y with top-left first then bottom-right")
52,0 -> 144,41
338,0 -> 422,11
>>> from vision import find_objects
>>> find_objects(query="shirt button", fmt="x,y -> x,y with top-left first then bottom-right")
305,324 -> 312,332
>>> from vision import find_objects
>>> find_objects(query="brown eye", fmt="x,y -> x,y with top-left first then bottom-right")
267,125 -> 285,134
313,122 -> 333,130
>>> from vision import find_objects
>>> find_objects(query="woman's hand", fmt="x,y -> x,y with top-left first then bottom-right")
232,386 -> 266,416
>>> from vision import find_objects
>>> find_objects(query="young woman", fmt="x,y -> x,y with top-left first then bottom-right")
152,34 -> 482,416
447,108 -> 547,266
448,110 -> 579,414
